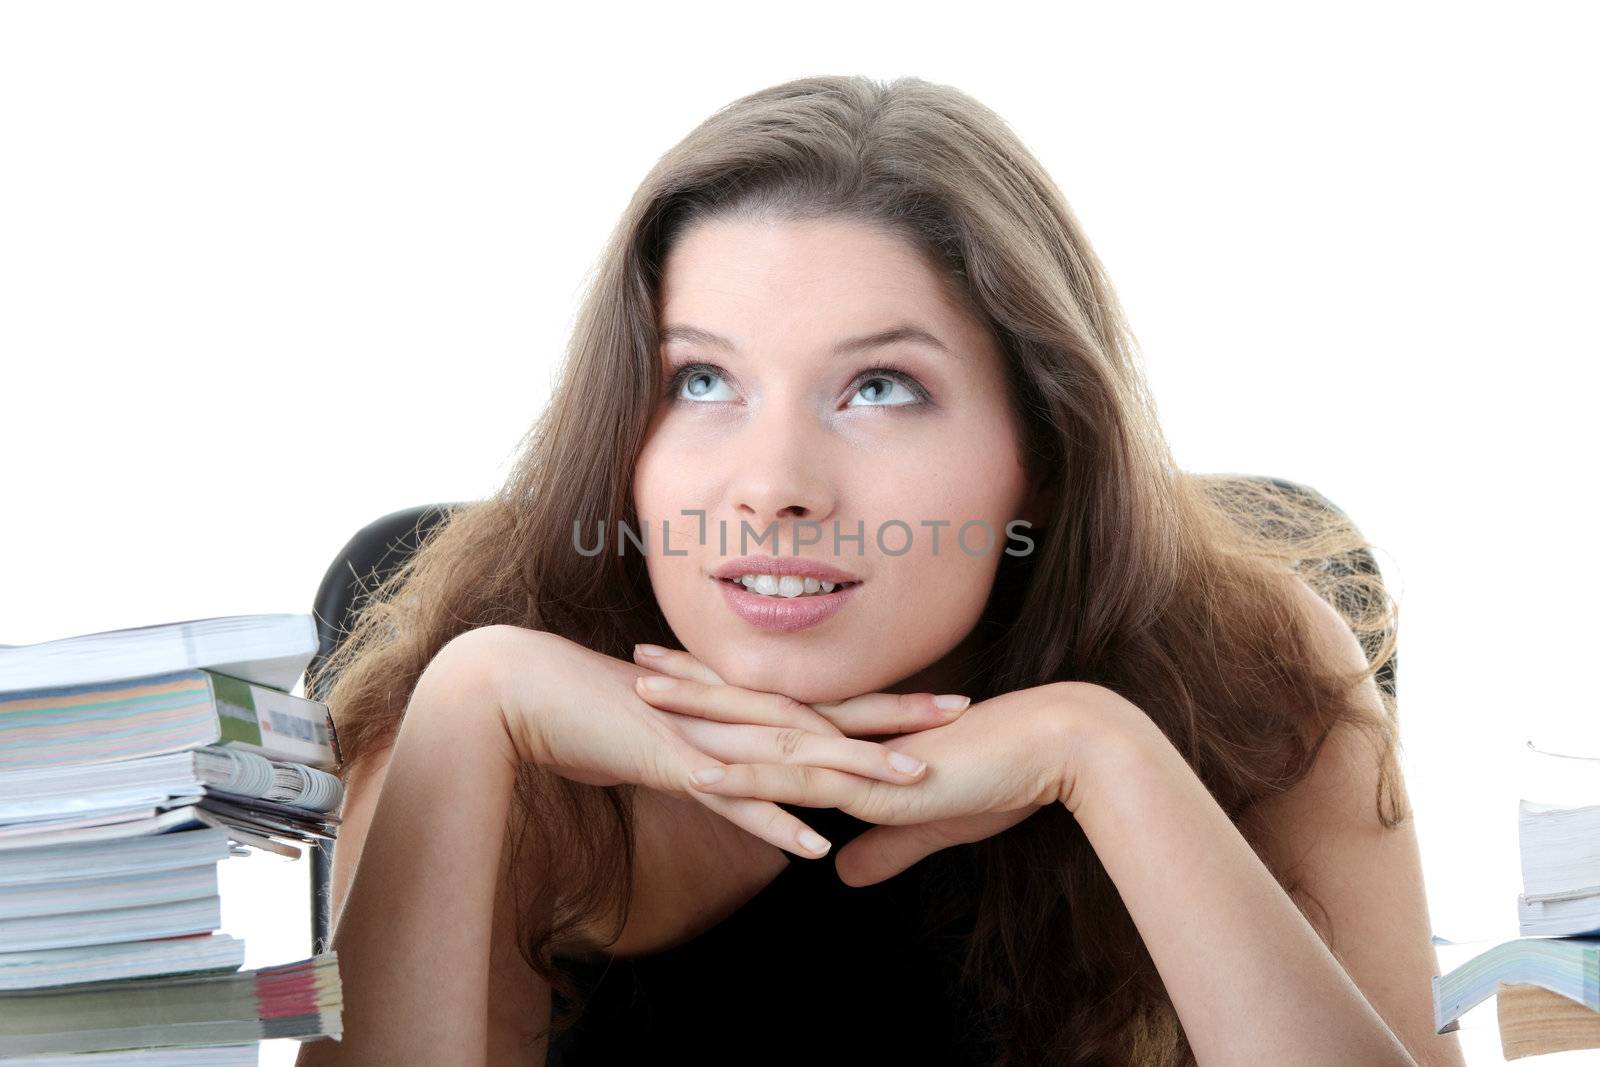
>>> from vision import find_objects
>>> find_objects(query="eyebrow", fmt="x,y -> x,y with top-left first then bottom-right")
658,322 -> 958,360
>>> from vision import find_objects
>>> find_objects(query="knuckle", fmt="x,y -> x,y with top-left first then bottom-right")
773,727 -> 808,762
760,806 -> 791,840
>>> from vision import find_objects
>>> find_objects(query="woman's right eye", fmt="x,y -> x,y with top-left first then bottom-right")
666,363 -> 737,403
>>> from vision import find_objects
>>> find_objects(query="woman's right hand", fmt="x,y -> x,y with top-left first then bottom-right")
451,625 -> 952,858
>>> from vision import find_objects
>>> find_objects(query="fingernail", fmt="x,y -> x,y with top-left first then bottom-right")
933,694 -> 971,712
690,767 -> 725,785
635,643 -> 669,657
888,751 -> 925,775
797,829 -> 830,854
637,675 -> 676,691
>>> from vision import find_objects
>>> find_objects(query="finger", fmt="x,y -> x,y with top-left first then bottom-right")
632,644 -> 725,685
634,675 -> 844,737
661,713 -> 930,784
685,761 -> 895,815
681,785 -> 833,859
836,809 -> 1038,886
832,823 -> 944,887
653,728 -> 832,858
632,665 -> 972,740
810,690 -> 972,738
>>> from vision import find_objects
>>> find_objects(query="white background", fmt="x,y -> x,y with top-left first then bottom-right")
2,3 -> 1596,1064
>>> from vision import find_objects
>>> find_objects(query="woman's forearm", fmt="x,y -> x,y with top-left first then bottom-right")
1066,721 -> 1415,1066
298,647 -> 538,1066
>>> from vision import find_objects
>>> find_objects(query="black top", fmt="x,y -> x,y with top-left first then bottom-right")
544,802 -> 989,1064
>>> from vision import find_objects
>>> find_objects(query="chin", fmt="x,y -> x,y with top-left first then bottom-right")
718,662 -> 842,702
720,651 -> 927,704
692,651 -> 860,703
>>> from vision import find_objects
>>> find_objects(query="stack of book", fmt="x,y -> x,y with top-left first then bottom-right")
0,615 -> 346,1060
1432,740 -> 1600,1059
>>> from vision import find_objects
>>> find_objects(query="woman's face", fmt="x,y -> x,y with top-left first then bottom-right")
632,215 -> 1032,703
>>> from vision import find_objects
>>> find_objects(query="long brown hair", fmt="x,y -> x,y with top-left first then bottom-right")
308,74 -> 1405,1065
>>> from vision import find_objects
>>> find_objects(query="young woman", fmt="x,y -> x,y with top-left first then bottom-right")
298,75 -> 1464,1066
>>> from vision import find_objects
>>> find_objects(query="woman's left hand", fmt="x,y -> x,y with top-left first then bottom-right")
630,646 -> 1123,886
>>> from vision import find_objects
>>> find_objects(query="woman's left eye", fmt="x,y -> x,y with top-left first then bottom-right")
847,369 -> 928,408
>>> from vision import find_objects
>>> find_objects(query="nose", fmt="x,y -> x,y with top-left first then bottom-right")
727,402 -> 838,541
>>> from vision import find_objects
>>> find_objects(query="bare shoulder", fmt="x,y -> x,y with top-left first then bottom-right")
327,746 -> 395,935
562,784 -> 792,960
1281,563 -> 1371,651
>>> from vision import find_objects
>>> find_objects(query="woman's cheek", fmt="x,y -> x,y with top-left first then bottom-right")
877,553 -> 993,646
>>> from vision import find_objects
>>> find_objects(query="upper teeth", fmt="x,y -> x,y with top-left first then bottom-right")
736,574 -> 842,597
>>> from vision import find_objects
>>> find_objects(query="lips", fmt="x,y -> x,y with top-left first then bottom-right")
708,555 -> 863,585
715,575 -> 861,633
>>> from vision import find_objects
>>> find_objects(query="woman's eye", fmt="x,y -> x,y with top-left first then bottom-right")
668,364 -> 737,403
847,371 -> 926,408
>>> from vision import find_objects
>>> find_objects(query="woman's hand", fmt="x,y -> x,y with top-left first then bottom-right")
634,670 -> 1106,887
463,625 -> 962,860
628,642 -> 974,741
